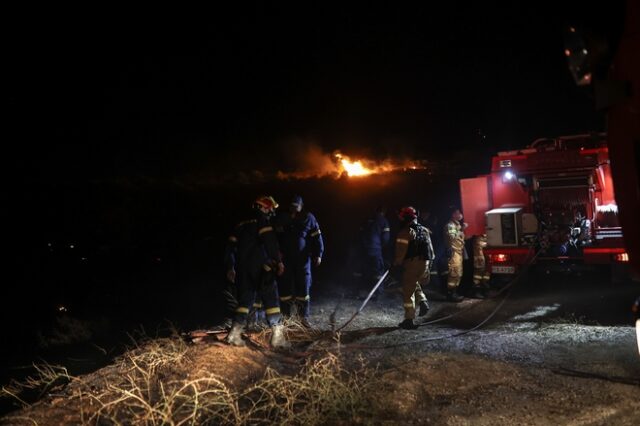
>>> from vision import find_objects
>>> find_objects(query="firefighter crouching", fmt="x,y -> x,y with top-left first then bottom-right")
444,207 -> 467,302
471,234 -> 491,299
224,196 -> 289,348
391,207 -> 434,330
275,195 -> 324,328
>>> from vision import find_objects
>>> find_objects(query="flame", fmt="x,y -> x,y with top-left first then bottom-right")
274,143 -> 428,180
336,154 -> 373,177
334,152 -> 425,178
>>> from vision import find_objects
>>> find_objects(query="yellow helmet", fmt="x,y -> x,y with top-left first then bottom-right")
254,195 -> 279,212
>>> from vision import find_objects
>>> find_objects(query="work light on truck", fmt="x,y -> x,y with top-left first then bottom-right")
614,252 -> 629,262
491,253 -> 511,263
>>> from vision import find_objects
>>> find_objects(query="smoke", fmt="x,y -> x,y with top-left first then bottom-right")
276,142 -> 343,179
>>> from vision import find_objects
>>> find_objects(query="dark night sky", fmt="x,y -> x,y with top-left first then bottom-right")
6,2 -> 625,181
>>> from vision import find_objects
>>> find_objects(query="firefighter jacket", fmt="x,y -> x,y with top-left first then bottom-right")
361,213 -> 391,255
394,220 -> 434,265
445,220 -> 466,254
225,211 -> 281,272
275,211 -> 324,260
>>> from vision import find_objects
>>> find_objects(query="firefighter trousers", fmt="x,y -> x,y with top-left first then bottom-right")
234,265 -> 281,327
402,257 -> 428,319
447,251 -> 464,290
278,255 -> 312,319
419,260 -> 432,287
472,256 -> 491,287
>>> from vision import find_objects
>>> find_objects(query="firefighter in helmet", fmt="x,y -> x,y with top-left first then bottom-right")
274,195 -> 324,327
444,207 -> 467,302
224,196 -> 289,348
471,234 -> 491,298
391,206 -> 434,330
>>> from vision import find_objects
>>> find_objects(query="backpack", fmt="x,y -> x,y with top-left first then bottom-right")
406,223 -> 435,261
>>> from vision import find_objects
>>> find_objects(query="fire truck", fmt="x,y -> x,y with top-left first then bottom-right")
460,133 -> 630,279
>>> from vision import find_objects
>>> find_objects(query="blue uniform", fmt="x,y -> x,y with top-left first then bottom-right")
225,211 -> 282,326
275,211 -> 324,318
361,213 -> 391,289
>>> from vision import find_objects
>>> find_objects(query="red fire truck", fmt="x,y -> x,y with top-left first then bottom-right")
460,133 -> 630,279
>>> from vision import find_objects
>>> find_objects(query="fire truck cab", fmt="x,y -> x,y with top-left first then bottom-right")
461,133 -> 629,279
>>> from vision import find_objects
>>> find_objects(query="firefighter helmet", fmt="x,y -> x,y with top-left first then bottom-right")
254,195 -> 279,212
398,206 -> 417,221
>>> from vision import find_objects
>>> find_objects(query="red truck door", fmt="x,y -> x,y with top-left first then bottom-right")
460,176 -> 491,237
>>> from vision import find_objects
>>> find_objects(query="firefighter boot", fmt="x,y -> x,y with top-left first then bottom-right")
471,286 -> 487,299
226,322 -> 245,347
398,319 -> 419,330
447,289 -> 464,303
482,284 -> 491,298
418,300 -> 430,317
270,324 -> 291,349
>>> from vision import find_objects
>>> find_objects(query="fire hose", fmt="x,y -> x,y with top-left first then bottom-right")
332,247 -> 542,349
335,270 -> 390,333
414,247 -> 541,329
195,247 -> 539,346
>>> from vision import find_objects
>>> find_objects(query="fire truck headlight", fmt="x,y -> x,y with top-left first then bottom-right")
503,170 -> 515,181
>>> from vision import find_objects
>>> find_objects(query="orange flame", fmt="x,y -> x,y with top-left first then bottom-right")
334,152 -> 424,178
275,144 -> 427,180
335,154 -> 373,177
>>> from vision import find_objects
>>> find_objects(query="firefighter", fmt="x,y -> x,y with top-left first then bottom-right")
224,196 -> 289,348
359,206 -> 391,299
444,207 -> 467,302
391,206 -> 434,330
275,195 -> 324,327
471,234 -> 491,299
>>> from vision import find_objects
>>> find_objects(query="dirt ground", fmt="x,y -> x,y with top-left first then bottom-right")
2,274 -> 639,424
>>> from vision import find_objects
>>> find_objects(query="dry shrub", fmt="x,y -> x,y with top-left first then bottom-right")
90,336 -> 204,424
4,328 -> 377,425
1,363 -> 72,407
242,352 -> 376,425
92,372 -> 240,425
88,336 -> 376,425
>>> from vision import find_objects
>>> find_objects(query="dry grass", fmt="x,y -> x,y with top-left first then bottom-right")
85,335 -> 377,425
90,347 -> 376,425
3,322 -> 379,425
241,353 -> 376,425
1,362 -> 72,407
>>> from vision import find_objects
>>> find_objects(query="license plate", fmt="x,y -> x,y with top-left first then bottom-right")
492,265 -> 515,274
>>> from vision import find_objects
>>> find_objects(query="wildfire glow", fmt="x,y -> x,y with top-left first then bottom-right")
336,154 -> 373,177
333,152 -> 426,178
274,144 -> 429,180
